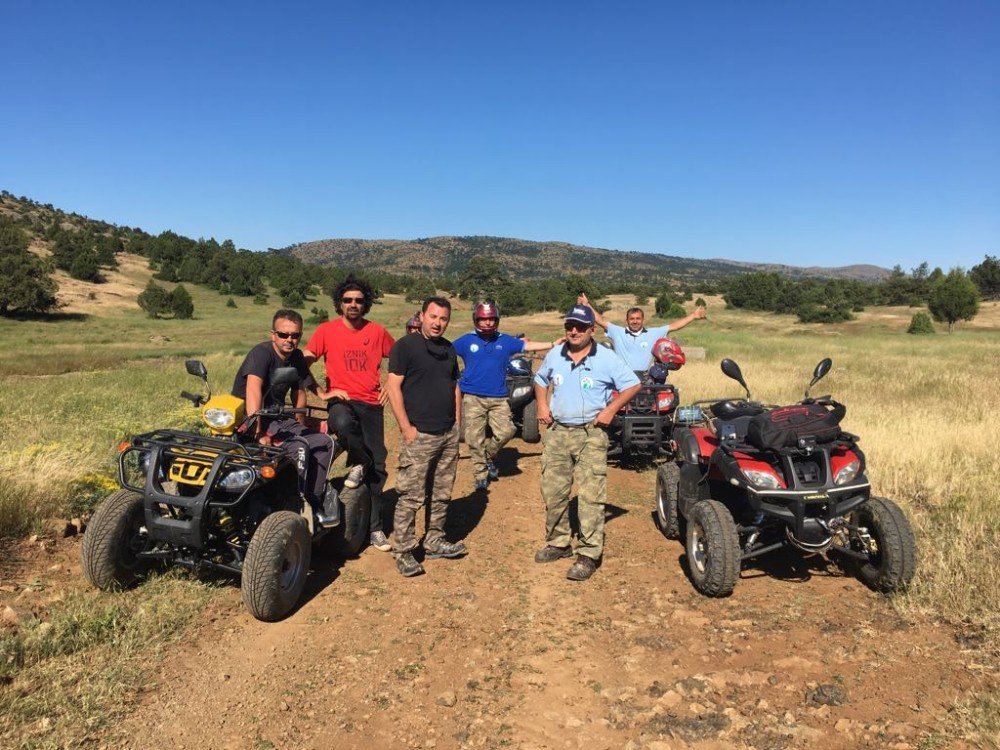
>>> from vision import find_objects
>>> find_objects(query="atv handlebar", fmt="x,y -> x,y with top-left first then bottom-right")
179,391 -> 204,406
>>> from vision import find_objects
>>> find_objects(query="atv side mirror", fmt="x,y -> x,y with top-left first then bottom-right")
185,360 -> 208,380
271,367 -> 300,387
805,357 -> 833,399
720,358 -> 752,399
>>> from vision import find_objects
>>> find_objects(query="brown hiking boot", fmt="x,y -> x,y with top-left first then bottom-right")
534,545 -> 573,563
566,555 -> 598,581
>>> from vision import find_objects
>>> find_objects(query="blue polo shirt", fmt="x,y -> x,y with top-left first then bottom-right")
606,322 -> 670,371
454,331 -> 527,398
534,342 -> 640,426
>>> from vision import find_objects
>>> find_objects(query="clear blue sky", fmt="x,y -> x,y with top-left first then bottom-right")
3,1 -> 997,270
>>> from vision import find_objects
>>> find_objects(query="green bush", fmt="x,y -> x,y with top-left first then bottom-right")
253,293 -> 269,305
796,304 -> 853,324
225,297 -> 237,308
907,312 -> 935,334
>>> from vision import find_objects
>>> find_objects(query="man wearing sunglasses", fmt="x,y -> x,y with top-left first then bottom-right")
532,305 -> 641,581
232,309 -> 338,523
304,275 -> 395,552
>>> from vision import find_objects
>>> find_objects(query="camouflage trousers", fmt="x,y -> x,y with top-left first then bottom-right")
540,423 -> 609,561
462,394 -> 517,482
393,426 -> 459,553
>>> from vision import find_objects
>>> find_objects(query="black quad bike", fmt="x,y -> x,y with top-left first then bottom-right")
607,373 -> 680,464
655,357 -> 916,597
506,351 -> 540,444
81,360 -> 371,622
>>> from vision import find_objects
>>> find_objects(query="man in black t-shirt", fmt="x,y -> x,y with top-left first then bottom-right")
232,309 -> 337,524
385,296 -> 467,576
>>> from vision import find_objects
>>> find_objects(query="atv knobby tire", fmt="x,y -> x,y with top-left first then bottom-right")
81,489 -> 149,590
327,484 -> 372,559
242,511 -> 311,622
655,462 -> 682,540
686,499 -> 741,597
850,496 -> 917,593
520,400 -> 540,443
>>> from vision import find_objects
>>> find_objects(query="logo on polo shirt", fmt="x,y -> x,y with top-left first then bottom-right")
470,344 -> 480,353
581,377 -> 594,390
641,341 -> 649,348
552,374 -> 564,386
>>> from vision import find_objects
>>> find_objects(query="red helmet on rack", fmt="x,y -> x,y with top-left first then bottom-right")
652,337 -> 685,370
472,301 -> 500,333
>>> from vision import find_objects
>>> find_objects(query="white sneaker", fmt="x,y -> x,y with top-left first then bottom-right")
343,464 -> 365,489
369,531 -> 392,552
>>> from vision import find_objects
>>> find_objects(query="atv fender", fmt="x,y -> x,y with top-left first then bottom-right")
678,461 -> 709,518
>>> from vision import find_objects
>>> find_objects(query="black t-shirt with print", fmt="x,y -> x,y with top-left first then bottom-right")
388,334 -> 459,434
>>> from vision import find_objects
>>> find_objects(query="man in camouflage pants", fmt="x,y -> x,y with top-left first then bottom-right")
453,302 -> 558,491
385,297 -> 468,577
533,304 -> 640,581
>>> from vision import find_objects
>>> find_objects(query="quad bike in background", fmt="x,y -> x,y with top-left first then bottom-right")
656,357 -> 916,597
607,337 -> 685,465
505,350 -> 540,444
81,360 -> 370,622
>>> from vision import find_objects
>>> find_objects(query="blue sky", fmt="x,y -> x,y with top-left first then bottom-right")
3,1 -> 997,270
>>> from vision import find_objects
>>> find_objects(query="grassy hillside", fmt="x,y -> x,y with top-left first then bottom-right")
284,235 -> 890,284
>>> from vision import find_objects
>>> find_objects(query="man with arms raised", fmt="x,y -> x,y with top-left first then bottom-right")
304,275 -> 395,552
233,309 -> 337,524
385,297 -> 467,577
453,301 -> 558,491
577,292 -> 706,372
533,304 -> 641,581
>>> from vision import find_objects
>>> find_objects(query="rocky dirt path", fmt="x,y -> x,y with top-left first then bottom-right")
86,431 -> 989,750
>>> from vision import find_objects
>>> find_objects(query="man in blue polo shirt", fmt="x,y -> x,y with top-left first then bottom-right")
577,292 -> 706,371
454,301 -> 558,491
532,305 -> 641,581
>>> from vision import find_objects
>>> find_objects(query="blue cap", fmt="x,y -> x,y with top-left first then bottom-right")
564,305 -> 596,326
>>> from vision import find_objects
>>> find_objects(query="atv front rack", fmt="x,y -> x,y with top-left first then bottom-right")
118,429 -> 290,549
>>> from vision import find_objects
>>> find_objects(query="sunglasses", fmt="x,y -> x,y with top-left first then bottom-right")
341,296 -> 365,304
564,322 -> 591,332
272,330 -> 302,340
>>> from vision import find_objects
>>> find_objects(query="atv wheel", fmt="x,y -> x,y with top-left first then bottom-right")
655,462 -> 683,540
685,500 -> 740,597
849,497 -> 917,593
81,489 -> 150,590
520,400 -> 540,443
327,484 -> 372,558
242,511 -> 312,622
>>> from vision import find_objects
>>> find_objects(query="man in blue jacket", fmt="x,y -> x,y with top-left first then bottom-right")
533,305 -> 641,581
453,301 -> 558,491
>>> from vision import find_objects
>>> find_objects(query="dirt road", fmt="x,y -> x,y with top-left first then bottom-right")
76,433 -> 983,750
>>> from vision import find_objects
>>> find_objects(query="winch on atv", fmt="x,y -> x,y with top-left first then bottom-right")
656,357 -> 917,597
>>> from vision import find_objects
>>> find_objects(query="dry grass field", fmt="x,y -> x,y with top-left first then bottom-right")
1,261 -> 998,748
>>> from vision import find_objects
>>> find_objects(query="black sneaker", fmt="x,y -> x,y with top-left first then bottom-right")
566,555 -> 598,581
534,545 -> 573,563
424,541 -> 468,559
487,460 -> 499,481
395,552 -> 425,577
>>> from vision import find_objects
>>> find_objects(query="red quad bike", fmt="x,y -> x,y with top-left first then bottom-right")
656,357 -> 916,597
608,338 -> 685,466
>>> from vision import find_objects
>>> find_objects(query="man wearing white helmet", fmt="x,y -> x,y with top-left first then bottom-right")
453,301 -> 559,491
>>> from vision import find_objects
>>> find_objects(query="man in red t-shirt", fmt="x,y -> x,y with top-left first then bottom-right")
304,275 -> 395,552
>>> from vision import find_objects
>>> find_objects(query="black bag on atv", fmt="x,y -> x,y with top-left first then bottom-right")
746,400 -> 846,451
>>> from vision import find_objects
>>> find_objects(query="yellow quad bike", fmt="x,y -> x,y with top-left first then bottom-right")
81,360 -> 371,622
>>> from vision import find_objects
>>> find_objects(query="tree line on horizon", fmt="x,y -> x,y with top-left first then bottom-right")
1,191 -> 998,332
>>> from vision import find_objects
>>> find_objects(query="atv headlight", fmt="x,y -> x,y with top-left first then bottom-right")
219,467 -> 254,491
511,386 -> 531,399
742,469 -> 784,489
834,459 -> 860,485
203,408 -> 235,429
